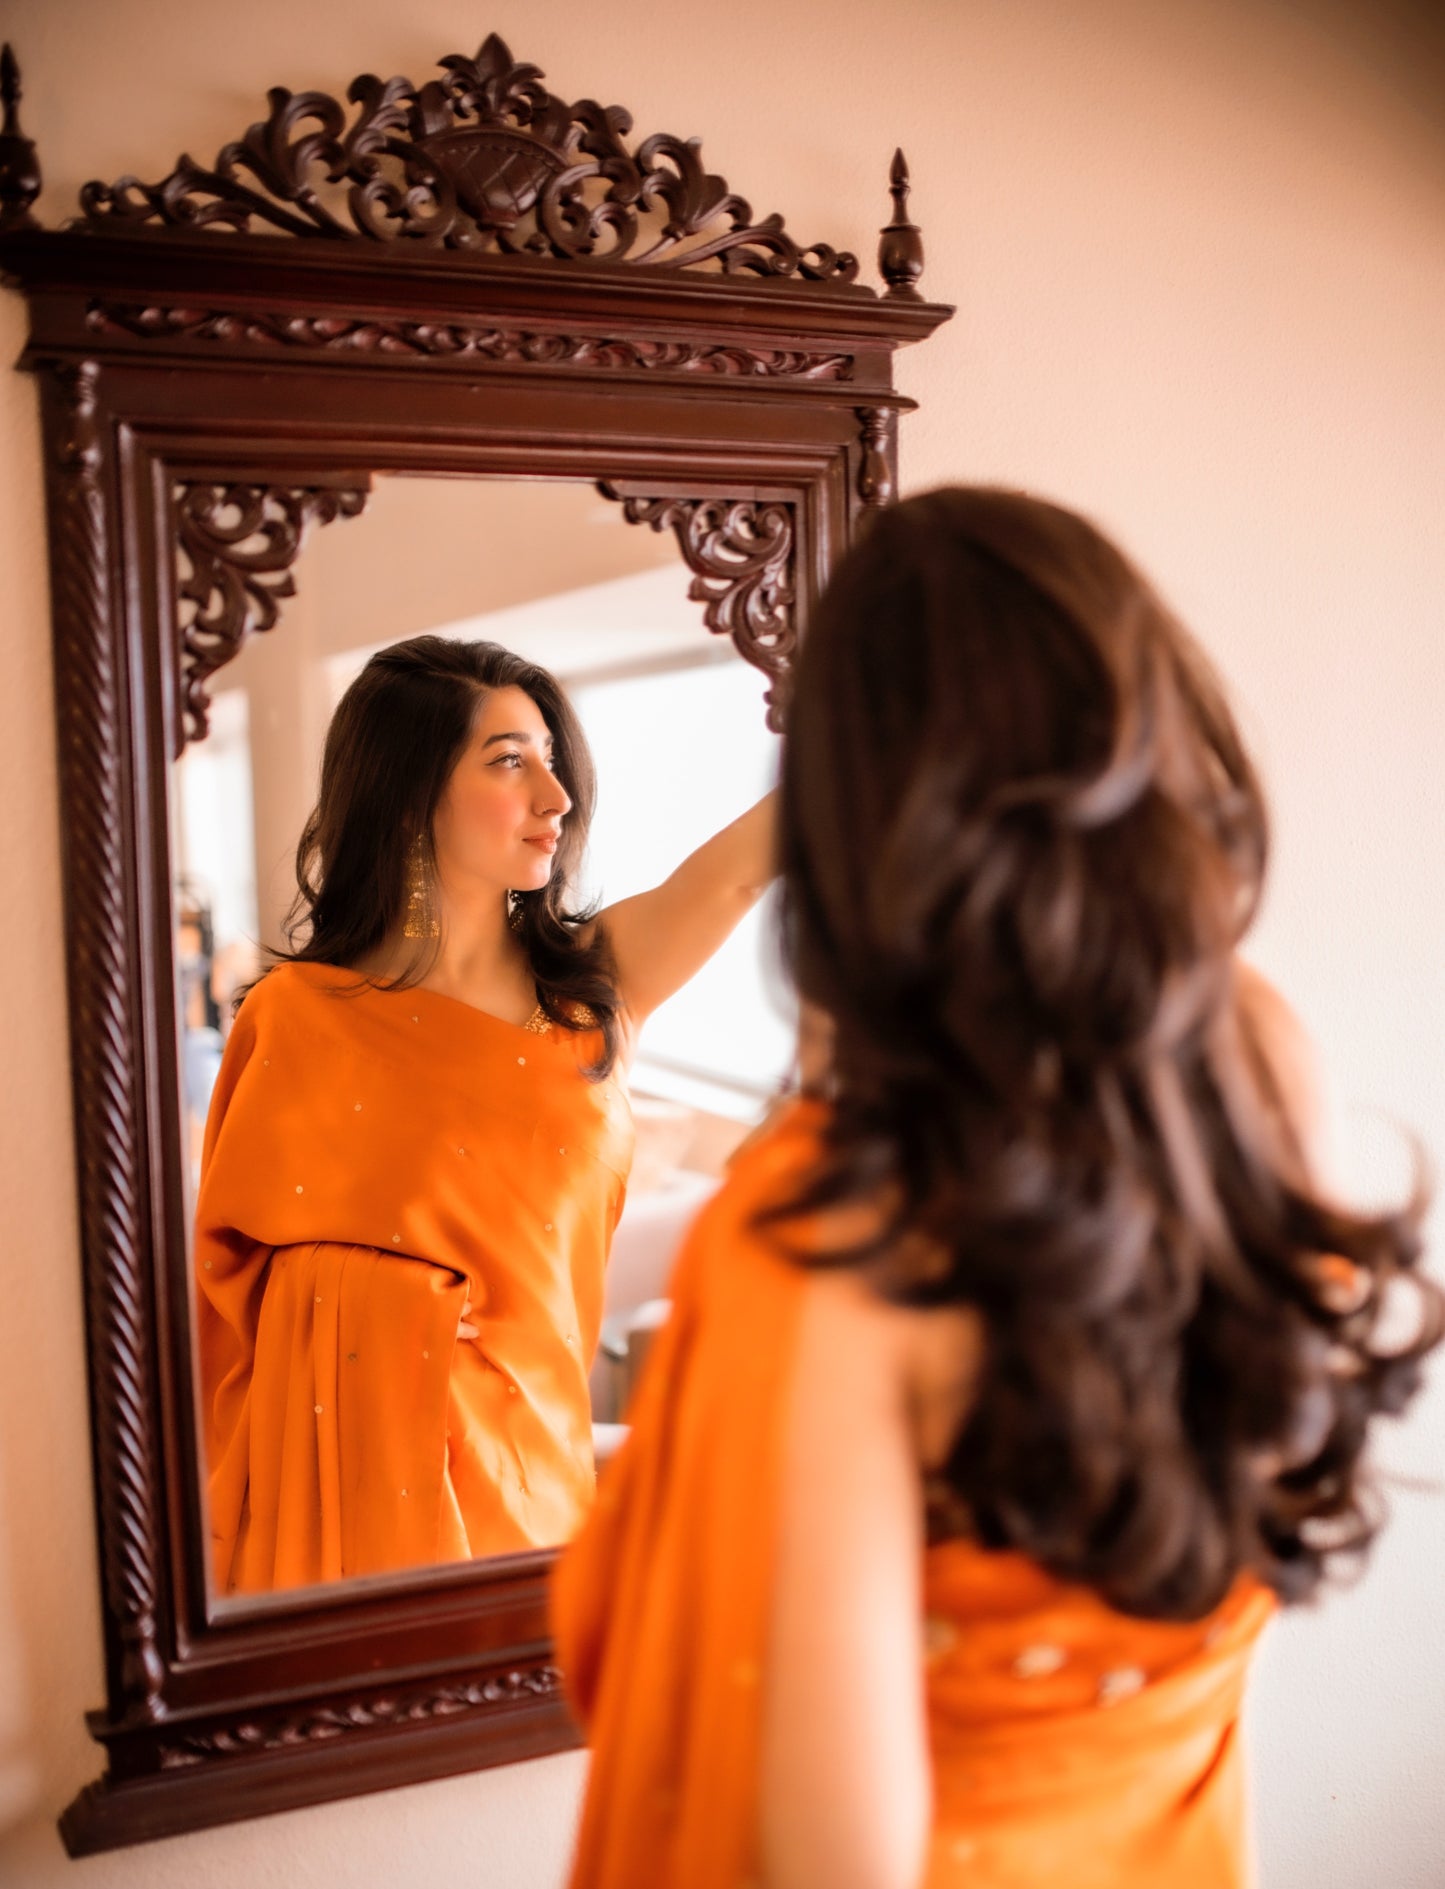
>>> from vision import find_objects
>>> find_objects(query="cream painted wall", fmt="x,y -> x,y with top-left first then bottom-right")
1,1 -> 1441,1884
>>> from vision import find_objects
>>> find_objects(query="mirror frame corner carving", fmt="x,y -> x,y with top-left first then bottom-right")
0,33 -> 951,1853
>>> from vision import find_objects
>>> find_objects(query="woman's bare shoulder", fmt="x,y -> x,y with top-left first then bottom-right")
1234,957 -> 1327,1168
1235,959 -> 1312,1070
790,1227 -> 984,1478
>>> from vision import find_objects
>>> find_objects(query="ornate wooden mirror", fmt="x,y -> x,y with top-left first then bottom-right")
0,34 -> 950,1852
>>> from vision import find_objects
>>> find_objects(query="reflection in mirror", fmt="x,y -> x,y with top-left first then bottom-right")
172,477 -> 789,1609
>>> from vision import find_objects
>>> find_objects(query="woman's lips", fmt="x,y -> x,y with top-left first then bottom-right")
523,834 -> 558,854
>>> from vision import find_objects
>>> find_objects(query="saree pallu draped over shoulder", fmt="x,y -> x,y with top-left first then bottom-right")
195,962 -> 633,1594
553,1103 -> 1274,1889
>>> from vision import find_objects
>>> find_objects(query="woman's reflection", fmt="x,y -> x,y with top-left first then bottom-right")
194,635 -> 774,1594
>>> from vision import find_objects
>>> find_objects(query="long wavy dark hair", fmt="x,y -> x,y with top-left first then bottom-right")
771,486 -> 1440,1620
261,635 -> 620,1076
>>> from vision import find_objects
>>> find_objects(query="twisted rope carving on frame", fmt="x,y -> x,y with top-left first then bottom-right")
50,359 -> 166,1721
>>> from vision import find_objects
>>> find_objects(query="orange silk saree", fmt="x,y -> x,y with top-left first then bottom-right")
195,961 -> 633,1594
553,1104 -> 1274,1889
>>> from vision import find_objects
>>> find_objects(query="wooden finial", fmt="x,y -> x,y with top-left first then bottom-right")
888,148 -> 910,218
878,147 -> 924,302
0,45 -> 41,232
1,45 -> 20,128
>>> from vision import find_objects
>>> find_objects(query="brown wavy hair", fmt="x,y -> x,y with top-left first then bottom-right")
259,635 -> 620,1076
772,486 -> 1440,1620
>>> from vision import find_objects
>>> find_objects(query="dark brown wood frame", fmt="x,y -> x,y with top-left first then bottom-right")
0,36 -> 950,1854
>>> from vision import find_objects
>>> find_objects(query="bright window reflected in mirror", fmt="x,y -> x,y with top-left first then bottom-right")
573,657 -> 791,1110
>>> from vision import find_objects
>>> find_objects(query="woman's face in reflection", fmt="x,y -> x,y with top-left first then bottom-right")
431,685 -> 573,897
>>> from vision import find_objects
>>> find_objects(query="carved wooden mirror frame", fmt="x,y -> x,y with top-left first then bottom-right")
0,36 -> 951,1853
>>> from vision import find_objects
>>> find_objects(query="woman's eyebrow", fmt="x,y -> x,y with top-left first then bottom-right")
481,730 -> 537,748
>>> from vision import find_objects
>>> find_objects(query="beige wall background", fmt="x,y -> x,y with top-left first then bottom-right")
1,0 -> 1441,1883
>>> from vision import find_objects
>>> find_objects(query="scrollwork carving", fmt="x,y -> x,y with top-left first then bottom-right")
174,482 -> 368,750
77,35 -> 859,284
48,360 -> 166,1721
601,486 -> 796,729
85,301 -> 855,379
156,1664 -> 565,1768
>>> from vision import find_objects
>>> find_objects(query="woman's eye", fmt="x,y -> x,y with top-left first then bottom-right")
492,752 -> 523,770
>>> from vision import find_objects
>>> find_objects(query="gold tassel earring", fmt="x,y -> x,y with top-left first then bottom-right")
402,833 -> 440,940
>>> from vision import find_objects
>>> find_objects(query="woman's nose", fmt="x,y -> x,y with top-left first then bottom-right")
536,766 -> 571,818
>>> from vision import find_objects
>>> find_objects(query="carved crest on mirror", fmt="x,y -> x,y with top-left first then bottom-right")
76,34 -> 860,279
0,34 -> 950,1854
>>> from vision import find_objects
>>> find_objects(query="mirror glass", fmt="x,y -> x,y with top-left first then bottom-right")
170,475 -> 790,1610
